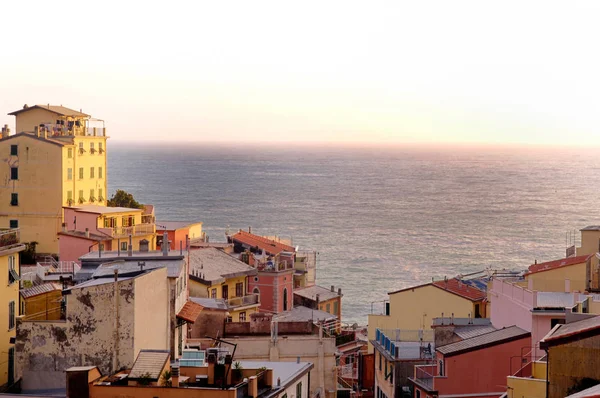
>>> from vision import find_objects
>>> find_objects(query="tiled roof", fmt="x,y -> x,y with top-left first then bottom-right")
273,305 -> 336,323
176,301 -> 204,323
541,316 -> 600,347
128,350 -> 170,380
189,297 -> 229,311
293,285 -> 342,301
20,283 -> 61,299
431,278 -> 487,301
437,326 -> 529,357
536,292 -> 575,309
57,231 -> 106,241
454,325 -> 497,340
158,220 -> 202,231
230,230 -> 295,255
91,258 -> 185,279
8,104 -> 89,117
526,255 -> 591,275
189,247 -> 256,283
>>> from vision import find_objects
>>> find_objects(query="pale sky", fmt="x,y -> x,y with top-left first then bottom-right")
1,0 -> 600,145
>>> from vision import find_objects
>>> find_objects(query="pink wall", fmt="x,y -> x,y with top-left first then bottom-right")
247,270 -> 294,313
490,279 -> 534,332
420,335 -> 531,397
59,234 -> 107,262
63,208 -> 99,233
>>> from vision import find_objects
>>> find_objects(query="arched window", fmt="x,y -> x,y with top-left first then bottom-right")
283,288 -> 288,311
253,287 -> 260,299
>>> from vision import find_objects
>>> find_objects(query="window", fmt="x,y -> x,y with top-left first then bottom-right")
99,142 -> 104,153
474,304 -> 481,318
10,193 -> 18,206
10,167 -> 17,180
90,142 -> 95,153
283,288 -> 288,311
379,352 -> 382,370
67,148 -> 73,158
99,166 -> 103,178
122,216 -> 135,227
235,282 -> 244,297
78,190 -> 84,203
239,311 -> 246,322
8,301 -> 15,330
98,188 -> 104,201
296,382 -> 302,398
99,244 -> 105,251
222,285 -> 229,299
439,360 -> 444,376
79,167 -> 84,179
89,189 -> 95,202
121,242 -> 128,251
211,288 -> 217,299
551,318 -> 566,328
67,191 -> 73,205
333,301 -> 339,315
9,220 -> 18,229
67,168 -> 73,180
78,142 -> 85,154
326,303 -> 331,313
416,390 -> 421,398
8,256 -> 18,285
90,167 -> 95,178
253,287 -> 260,296
10,145 -> 17,156
104,217 -> 116,228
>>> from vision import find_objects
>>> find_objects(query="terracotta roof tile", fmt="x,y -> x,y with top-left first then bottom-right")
231,230 -> 295,255
176,301 -> 204,324
431,278 -> 487,301
8,104 -> 89,117
526,254 -> 591,275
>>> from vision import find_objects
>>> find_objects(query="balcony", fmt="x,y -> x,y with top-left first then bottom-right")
412,365 -> 437,390
226,293 -> 260,309
100,223 -> 155,238
375,328 -> 435,360
37,123 -> 106,137
0,228 -> 20,249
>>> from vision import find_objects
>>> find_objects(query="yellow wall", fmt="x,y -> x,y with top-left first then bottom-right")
96,209 -> 155,251
187,223 -> 203,240
506,375 -> 546,398
368,285 -> 476,352
577,230 -> 600,256
63,136 -> 108,208
13,108 -> 68,134
188,276 -> 257,322
525,262 -> 587,293
0,247 -> 23,386
21,290 -> 62,321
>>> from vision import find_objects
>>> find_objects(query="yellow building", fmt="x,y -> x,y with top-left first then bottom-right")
367,278 -> 487,353
189,248 -> 259,322
59,205 -> 156,262
0,228 -> 25,387
524,255 -> 591,293
0,105 -> 108,254
19,283 -> 63,321
506,360 -> 547,398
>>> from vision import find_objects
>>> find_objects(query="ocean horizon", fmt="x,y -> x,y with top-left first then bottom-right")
108,142 -> 600,325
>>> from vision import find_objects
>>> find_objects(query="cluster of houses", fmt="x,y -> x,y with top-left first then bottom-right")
0,105 -> 357,398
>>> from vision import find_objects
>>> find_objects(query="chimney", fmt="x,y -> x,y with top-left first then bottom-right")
62,223 -> 67,232
34,126 -> 39,137
315,294 -> 320,306
338,288 -> 342,296
1,124 -> 9,139
330,285 -> 334,292
127,235 -> 133,256
85,228 -> 90,238
162,231 -> 169,256
171,366 -> 180,388
249,226 -> 252,234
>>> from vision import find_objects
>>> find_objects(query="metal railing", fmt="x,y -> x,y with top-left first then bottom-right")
101,223 -> 155,238
0,229 -> 20,248
226,293 -> 260,308
414,365 -> 435,389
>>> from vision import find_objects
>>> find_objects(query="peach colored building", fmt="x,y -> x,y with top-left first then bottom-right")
524,254 -> 591,293
410,326 -> 531,398
157,220 -> 204,251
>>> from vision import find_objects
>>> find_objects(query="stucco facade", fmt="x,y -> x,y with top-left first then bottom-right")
15,267 -> 169,392
248,269 -> 294,313
525,260 -> 588,293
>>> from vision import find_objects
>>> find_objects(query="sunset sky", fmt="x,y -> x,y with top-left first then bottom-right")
1,1 -> 600,145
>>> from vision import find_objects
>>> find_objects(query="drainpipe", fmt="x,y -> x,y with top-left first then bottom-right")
113,269 -> 119,372
545,348 -> 549,398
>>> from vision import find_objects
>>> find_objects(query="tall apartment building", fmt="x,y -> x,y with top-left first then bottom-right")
0,104 -> 108,254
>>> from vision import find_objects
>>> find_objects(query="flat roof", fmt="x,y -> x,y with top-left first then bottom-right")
8,104 -> 90,117
157,220 -> 203,230
273,305 -> 336,323
91,258 -> 185,279
293,285 -> 342,301
238,361 -> 313,391
66,205 -> 144,214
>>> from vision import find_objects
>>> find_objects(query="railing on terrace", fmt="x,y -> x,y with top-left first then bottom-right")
414,365 -> 435,390
100,223 -> 155,238
0,228 -> 20,248
36,261 -> 80,280
376,328 -> 435,360
37,124 -> 106,137
226,293 -> 260,308
339,363 -> 358,379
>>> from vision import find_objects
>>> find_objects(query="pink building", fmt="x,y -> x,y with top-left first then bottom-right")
489,278 -> 584,358
410,326 -> 531,398
247,267 -> 294,313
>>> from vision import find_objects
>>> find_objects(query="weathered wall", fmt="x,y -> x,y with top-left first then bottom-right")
0,249 -> 22,386
548,336 -> 600,398
224,320 -> 314,336
189,308 -> 227,339
134,267 -> 169,358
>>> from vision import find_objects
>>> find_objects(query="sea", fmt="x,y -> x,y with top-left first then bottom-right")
108,143 -> 600,325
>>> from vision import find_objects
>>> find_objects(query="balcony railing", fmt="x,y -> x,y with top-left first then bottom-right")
0,229 -> 20,249
37,124 -> 106,137
226,293 -> 260,308
414,365 -> 435,390
100,223 -> 155,238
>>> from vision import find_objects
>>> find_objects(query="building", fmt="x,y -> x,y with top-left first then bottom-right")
1,105 -> 108,254
410,326 -> 531,398
246,257 -> 294,314
188,248 -> 259,322
64,351 -> 313,398
294,285 -> 343,320
294,250 -> 317,288
0,228 -> 25,388
368,278 -> 487,353
524,255 -> 591,293
157,220 -> 204,250
576,225 -> 600,256
59,205 -> 157,262
19,283 -> 62,321
540,315 -> 600,398
16,267 -> 170,394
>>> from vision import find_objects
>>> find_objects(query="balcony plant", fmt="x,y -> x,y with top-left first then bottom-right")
233,361 -> 243,381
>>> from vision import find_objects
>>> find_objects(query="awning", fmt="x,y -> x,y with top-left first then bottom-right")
176,301 -> 204,324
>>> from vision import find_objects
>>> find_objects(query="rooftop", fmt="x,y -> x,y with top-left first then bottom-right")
157,220 -> 202,230
581,225 -> 600,231
536,292 -> 576,309
293,285 -> 342,301
8,104 -> 90,118
90,257 -> 185,279
128,350 -> 170,380
79,249 -> 186,262
437,326 -> 530,357
66,205 -> 144,215
389,278 -> 487,301
66,274 -> 141,291
20,283 -> 62,299
189,247 -> 256,284
273,305 -> 337,323
541,315 -> 600,348
453,325 -> 497,340
57,231 -> 105,241
239,361 -> 312,390
189,297 -> 229,311
526,254 -> 591,275
176,301 -> 204,323
230,230 -> 295,255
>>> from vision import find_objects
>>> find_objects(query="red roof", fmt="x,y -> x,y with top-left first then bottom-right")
176,301 -> 204,324
431,278 -> 487,302
526,254 -> 591,275
231,230 -> 295,255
